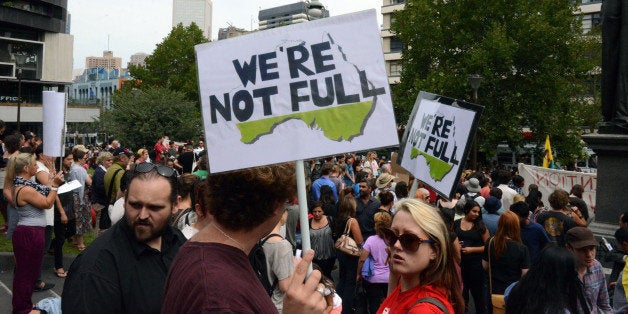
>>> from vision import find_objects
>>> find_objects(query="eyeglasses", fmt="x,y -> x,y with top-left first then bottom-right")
134,162 -> 177,179
381,228 -> 435,252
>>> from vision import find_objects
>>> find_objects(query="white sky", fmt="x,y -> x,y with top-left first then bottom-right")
67,0 -> 382,69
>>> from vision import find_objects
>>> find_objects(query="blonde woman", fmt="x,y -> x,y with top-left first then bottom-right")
4,153 -> 64,314
136,148 -> 149,163
378,198 -> 464,314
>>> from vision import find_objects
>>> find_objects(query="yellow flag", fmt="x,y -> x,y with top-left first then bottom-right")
543,135 -> 554,168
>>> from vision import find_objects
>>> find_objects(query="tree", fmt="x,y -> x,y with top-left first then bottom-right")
391,0 -> 598,165
102,87 -> 202,150
129,23 -> 209,102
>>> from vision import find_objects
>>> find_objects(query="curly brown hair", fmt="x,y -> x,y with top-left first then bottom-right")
206,163 -> 296,231
548,189 -> 569,210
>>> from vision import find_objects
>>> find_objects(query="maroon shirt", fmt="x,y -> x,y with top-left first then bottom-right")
162,241 -> 277,313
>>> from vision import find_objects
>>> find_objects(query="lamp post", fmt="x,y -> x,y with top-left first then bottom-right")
468,74 -> 483,170
15,54 -> 27,132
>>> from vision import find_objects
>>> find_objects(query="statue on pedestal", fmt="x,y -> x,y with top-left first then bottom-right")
600,0 -> 628,134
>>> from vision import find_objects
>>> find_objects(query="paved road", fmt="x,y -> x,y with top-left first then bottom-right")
0,252 -> 76,313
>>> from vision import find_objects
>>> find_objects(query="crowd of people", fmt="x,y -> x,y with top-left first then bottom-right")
0,119 -> 625,314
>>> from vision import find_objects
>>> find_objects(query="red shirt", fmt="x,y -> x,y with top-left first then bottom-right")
377,284 -> 454,314
154,142 -> 165,163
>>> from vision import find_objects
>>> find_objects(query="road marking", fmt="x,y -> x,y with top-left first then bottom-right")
0,279 -> 12,296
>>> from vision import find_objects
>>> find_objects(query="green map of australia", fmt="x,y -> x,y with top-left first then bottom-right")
410,147 -> 453,181
236,101 -> 374,144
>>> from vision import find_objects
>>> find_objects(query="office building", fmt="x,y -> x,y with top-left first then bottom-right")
381,0 -> 405,85
0,1 -> 98,133
86,50 -> 122,69
128,52 -> 150,67
173,0 -> 213,39
69,67 -> 132,110
217,25 -> 250,40
258,0 -> 329,30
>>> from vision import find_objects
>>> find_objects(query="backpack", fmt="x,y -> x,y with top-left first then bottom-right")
454,193 -> 482,214
249,233 -> 283,296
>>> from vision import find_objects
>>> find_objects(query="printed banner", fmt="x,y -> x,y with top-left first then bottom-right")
196,10 -> 398,173
518,163 -> 597,211
397,92 -> 483,199
42,91 -> 65,157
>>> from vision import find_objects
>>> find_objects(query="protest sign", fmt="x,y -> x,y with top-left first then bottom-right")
397,92 -> 483,199
42,91 -> 66,157
518,163 -> 597,211
196,10 -> 398,173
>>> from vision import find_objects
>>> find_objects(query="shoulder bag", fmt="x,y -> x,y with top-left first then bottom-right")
488,237 -> 506,314
335,218 -> 361,256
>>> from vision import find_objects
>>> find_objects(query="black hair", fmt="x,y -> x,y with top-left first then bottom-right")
5,134 -> 22,153
462,200 -> 487,234
358,177 -> 374,190
379,190 -> 394,206
512,175 -> 524,186
394,181 -> 408,199
615,227 -> 628,244
319,185 -> 335,206
320,163 -> 333,176
621,211 -> 628,224
506,246 -> 588,314
525,190 -> 542,212
355,170 -> 369,183
510,201 -> 530,218
490,187 -> 503,200
498,170 -> 512,185
570,185 -> 584,199
34,144 -> 44,157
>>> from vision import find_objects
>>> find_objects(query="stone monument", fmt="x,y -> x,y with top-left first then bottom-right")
584,0 -> 628,230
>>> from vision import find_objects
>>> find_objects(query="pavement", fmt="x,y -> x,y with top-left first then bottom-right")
0,252 -> 77,313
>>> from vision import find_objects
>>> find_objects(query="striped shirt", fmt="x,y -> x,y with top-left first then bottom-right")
580,259 -> 612,314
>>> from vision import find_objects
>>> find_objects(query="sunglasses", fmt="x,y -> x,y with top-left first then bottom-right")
134,162 -> 177,179
381,228 -> 435,252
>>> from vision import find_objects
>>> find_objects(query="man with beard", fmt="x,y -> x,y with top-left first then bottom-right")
355,178 -> 381,239
62,163 -> 186,314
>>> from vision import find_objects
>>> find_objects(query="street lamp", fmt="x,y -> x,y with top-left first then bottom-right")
468,74 -> 483,170
14,54 -> 27,132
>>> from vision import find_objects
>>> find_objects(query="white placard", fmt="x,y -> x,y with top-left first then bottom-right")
398,92 -> 482,199
57,179 -> 82,194
42,91 -> 65,157
196,10 -> 398,173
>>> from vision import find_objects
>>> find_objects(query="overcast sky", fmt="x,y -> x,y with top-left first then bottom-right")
67,0 -> 382,70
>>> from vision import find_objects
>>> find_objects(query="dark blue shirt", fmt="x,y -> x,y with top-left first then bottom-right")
91,166 -> 108,205
520,221 -> 551,262
356,197 -> 381,239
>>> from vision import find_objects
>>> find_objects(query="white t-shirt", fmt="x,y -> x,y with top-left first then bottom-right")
109,197 -> 125,225
34,161 -> 54,226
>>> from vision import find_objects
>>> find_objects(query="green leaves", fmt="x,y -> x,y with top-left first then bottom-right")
102,87 -> 201,150
102,23 -> 208,149
392,0 -> 600,165
129,23 -> 209,102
